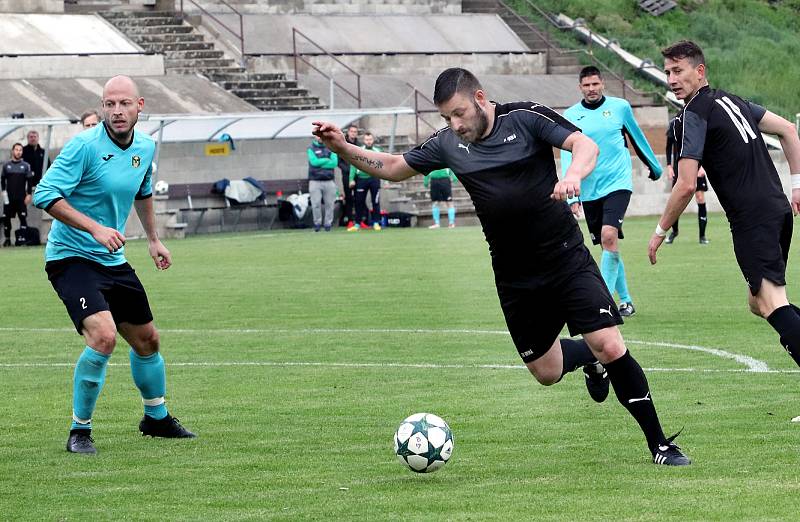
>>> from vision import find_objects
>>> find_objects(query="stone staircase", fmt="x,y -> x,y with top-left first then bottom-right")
462,0 -> 582,75
101,10 -> 326,111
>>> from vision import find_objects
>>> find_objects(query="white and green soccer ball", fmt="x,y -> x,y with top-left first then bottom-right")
394,413 -> 454,473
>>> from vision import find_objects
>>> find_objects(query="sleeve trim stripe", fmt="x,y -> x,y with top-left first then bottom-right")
43,196 -> 63,212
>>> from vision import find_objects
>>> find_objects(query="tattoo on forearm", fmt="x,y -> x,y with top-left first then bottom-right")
352,154 -> 384,170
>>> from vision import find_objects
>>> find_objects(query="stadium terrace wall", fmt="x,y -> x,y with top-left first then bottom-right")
0,55 -> 164,80
248,52 -> 547,77
186,0 -> 461,15
0,0 -> 62,12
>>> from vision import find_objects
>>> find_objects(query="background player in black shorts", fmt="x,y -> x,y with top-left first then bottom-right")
665,117 -> 710,244
650,41 -> 800,380
1,143 -> 33,246
314,67 -> 690,465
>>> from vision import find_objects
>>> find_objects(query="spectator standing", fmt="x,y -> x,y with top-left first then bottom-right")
349,132 -> 382,231
22,130 -> 48,189
307,137 -> 338,232
80,110 -> 101,129
337,124 -> 359,227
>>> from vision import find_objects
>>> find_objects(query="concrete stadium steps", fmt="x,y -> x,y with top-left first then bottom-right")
101,11 -> 325,111
460,0 -> 499,13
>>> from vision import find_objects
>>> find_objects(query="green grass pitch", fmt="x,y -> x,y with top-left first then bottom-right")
1,214 -> 799,520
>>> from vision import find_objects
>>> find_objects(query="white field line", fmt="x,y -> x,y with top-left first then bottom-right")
0,326 -> 777,373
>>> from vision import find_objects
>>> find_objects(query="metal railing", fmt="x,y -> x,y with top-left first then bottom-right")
179,0 -> 245,67
292,28 -> 361,108
405,83 -> 441,144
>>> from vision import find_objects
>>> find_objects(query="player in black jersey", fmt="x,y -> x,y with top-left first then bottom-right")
665,117 -> 710,244
650,41 -> 800,375
314,68 -> 690,465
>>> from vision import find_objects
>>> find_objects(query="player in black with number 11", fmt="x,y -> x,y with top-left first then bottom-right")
314,68 -> 690,466
650,41 -> 800,382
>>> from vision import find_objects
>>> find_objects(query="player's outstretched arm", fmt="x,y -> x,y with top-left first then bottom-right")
648,158 -> 699,264
757,111 -> 800,215
552,131 -> 597,201
312,121 -> 418,182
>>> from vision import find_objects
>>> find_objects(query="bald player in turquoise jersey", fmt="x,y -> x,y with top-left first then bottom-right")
33,75 -> 195,455
561,66 -> 663,317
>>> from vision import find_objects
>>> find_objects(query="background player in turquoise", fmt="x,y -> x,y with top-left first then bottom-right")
33,75 -> 195,454
561,66 -> 662,317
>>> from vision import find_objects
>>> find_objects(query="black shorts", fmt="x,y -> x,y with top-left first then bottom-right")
45,257 -> 154,334
3,201 -> 27,219
496,246 -> 623,363
429,178 -> 453,202
670,172 -> 708,192
732,212 -> 792,296
581,190 -> 631,245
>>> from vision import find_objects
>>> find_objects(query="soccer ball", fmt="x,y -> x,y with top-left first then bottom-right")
154,180 -> 169,196
394,413 -> 454,473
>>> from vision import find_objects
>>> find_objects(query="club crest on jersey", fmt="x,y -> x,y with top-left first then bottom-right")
602,110 -> 612,118
132,155 -> 141,168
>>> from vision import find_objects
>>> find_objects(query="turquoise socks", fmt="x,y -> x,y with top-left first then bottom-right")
431,204 -> 440,225
129,349 -> 168,420
71,347 -> 110,431
616,257 -> 632,304
600,250 -> 620,296
447,206 -> 455,225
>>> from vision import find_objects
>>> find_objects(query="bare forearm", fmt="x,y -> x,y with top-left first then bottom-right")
47,199 -> 102,234
779,134 -> 800,174
337,143 -> 415,182
134,198 -> 158,241
561,133 -> 598,182
658,176 -> 696,230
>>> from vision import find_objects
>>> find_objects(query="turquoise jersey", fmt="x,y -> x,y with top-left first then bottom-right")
33,123 -> 154,266
561,96 -> 662,202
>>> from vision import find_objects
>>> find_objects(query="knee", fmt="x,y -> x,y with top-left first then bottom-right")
600,232 -> 618,251
590,339 -> 626,364
137,328 -> 161,355
85,327 -> 118,353
526,365 -> 560,386
748,300 -> 764,318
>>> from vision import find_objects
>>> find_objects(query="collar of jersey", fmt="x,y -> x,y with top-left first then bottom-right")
580,96 -> 606,110
102,122 -> 135,151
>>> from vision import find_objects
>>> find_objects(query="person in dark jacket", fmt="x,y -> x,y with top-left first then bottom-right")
307,138 -> 338,232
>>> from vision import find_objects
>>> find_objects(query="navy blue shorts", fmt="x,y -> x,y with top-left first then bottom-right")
45,257 -> 153,334
581,190 -> 631,245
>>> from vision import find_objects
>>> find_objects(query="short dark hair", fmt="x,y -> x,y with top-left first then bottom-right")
433,68 -> 483,106
363,131 -> 373,138
661,40 -> 705,67
579,66 -> 602,81
80,109 -> 101,125
12,142 -> 22,150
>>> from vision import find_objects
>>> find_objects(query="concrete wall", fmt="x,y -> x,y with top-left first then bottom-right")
0,55 -> 164,80
249,52 -> 546,78
0,0 -> 62,12
208,14 -> 528,54
187,0 -> 461,15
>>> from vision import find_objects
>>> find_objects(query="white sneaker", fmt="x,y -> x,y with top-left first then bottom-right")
448,223 -> 456,228
791,416 -> 800,423
428,223 -> 440,229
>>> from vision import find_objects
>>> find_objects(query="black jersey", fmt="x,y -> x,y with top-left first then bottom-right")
1,159 -> 33,201
666,118 -> 677,167
674,85 -> 789,227
403,101 -> 584,281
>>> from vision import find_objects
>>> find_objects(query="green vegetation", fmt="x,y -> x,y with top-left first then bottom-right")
508,0 -> 800,119
2,219 -> 800,519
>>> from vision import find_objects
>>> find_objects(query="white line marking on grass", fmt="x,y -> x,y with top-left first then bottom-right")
0,326 -> 771,372
0,361 -> 797,373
